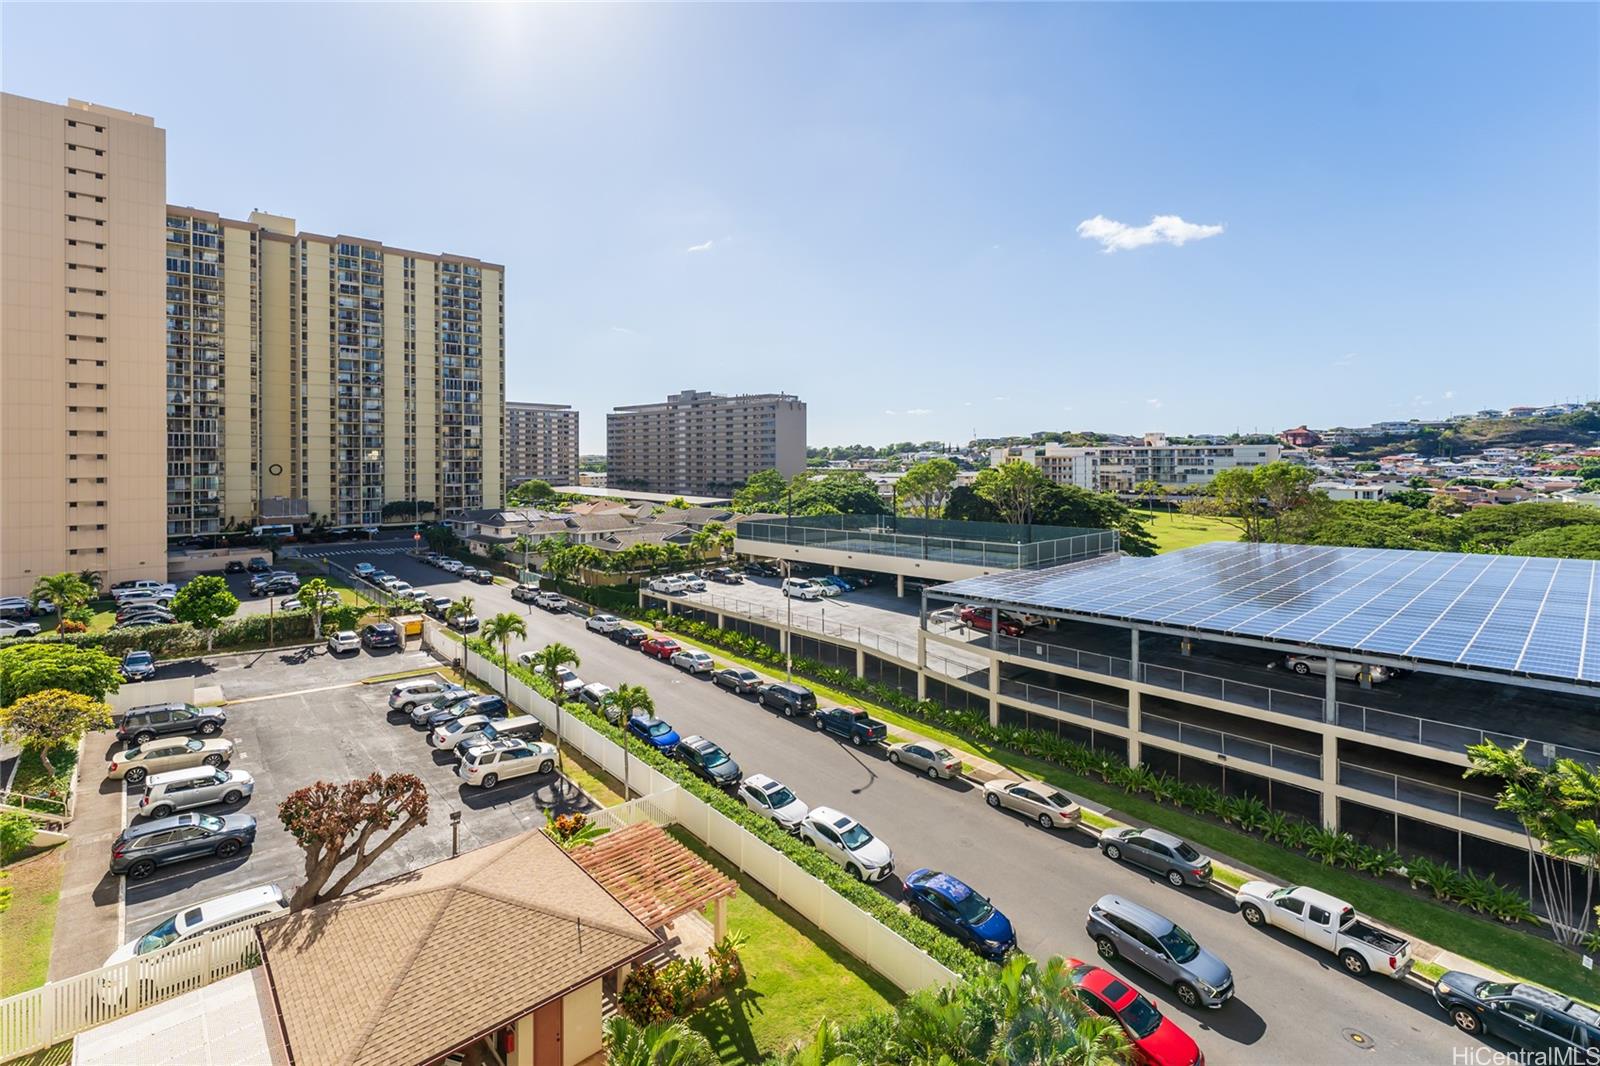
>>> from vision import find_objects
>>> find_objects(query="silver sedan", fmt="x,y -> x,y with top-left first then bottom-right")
982,778 -> 1082,830
887,742 -> 962,780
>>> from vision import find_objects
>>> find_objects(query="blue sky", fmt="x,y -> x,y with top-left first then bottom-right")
4,3 -> 1596,451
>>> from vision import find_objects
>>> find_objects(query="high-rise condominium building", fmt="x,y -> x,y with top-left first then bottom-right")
0,92 -> 505,597
163,208 -> 504,533
1,95 -> 168,597
606,389 -> 806,496
505,402 -> 579,489
988,433 -> 1282,495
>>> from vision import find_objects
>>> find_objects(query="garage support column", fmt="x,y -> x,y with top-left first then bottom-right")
1320,731 -> 1339,829
715,613 -> 724,630
896,572 -> 905,598
1324,657 -> 1338,724
855,646 -> 865,678
1127,628 -> 1142,767
988,655 -> 1000,728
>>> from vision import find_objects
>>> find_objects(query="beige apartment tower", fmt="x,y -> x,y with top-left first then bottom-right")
606,389 -> 806,496
1,95 -> 168,597
505,401 -> 579,488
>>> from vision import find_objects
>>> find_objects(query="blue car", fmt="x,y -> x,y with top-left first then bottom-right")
628,714 -> 681,755
903,868 -> 1016,960
819,575 -> 854,592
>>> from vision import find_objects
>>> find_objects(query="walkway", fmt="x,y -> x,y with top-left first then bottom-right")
47,728 -> 127,980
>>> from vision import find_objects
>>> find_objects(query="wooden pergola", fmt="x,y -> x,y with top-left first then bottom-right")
571,822 -> 738,936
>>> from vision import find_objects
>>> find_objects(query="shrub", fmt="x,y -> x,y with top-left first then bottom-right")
0,810 -> 38,862
619,962 -> 673,1024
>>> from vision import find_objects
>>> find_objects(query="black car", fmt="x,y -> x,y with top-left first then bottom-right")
1434,972 -> 1600,1049
758,682 -> 817,718
121,650 -> 157,682
469,568 -> 494,585
246,557 -> 271,573
610,622 -> 649,646
361,622 -> 401,649
224,560 -> 247,574
713,667 -> 763,695
117,702 -> 228,744
744,561 -> 781,578
425,693 -> 509,730
677,735 -> 742,789
706,567 -> 744,585
109,812 -> 257,880
249,574 -> 299,597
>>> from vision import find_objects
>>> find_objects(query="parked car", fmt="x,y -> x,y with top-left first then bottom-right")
424,693 -> 508,731
813,707 -> 888,746
469,568 -> 494,585
671,649 -> 716,674
903,869 -> 1016,960
1432,972 -> 1600,1048
781,577 -> 822,600
388,678 -> 451,712
409,687 -> 473,726
1066,958 -> 1204,1066
737,773 -> 808,833
0,618 -> 42,639
524,660 -> 583,695
757,682 -> 817,717
676,735 -> 742,788
1236,882 -> 1412,978
361,622 -> 401,649
104,883 -> 287,968
449,612 -> 480,633
982,778 -> 1082,830
535,591 -> 567,611
224,560 -> 247,574
425,596 -> 452,618
578,681 -> 615,710
119,650 -> 157,682
431,714 -> 494,751
1281,654 -> 1392,683
139,766 -> 255,818
441,559 -> 464,574
1086,894 -> 1234,1009
627,714 -> 681,755
511,583 -> 540,603
640,636 -> 682,661
744,561 -> 781,578
117,703 -> 227,744
800,806 -> 893,882
116,591 -> 173,611
586,613 -> 622,634
611,622 -> 649,646
107,737 -> 233,785
327,630 -> 362,655
887,741 -> 961,780
250,575 -> 299,597
817,575 -> 853,594
109,812 -> 257,880
680,575 -> 707,593
245,557 -> 271,573
1099,827 -> 1214,889
115,602 -> 175,623
810,577 -> 842,597
353,562 -> 376,577
706,567 -> 744,585
112,580 -> 176,603
648,575 -> 688,594
456,738 -> 558,788
959,606 -> 1024,637
713,667 -> 762,695
475,716 -> 546,746
114,617 -> 170,631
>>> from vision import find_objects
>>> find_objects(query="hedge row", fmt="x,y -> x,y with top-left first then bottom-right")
2,611 -> 319,658
462,636 -> 989,982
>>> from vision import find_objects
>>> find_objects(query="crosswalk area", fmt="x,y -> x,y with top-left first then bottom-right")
290,544 -> 417,558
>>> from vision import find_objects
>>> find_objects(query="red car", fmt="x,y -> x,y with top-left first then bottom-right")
1066,958 -> 1202,1066
640,637 -> 682,661
959,606 -> 1025,637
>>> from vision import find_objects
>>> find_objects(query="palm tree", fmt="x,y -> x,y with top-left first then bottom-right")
524,642 -> 580,770
30,572 -> 94,631
446,595 -> 475,629
296,577 -> 335,638
608,683 -> 654,798
601,1017 -> 717,1066
482,612 -> 527,697
779,1021 -> 860,1066
512,533 -> 538,578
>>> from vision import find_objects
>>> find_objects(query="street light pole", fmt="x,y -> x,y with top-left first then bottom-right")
784,558 -> 793,682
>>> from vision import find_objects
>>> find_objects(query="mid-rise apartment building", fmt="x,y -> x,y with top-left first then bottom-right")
160,211 -> 505,534
1,95 -> 169,596
505,401 -> 579,489
607,389 -> 806,496
989,433 -> 1280,494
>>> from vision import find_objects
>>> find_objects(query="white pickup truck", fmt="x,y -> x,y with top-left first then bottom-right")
1236,882 -> 1413,979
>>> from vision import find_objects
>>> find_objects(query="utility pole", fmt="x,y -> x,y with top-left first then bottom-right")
784,558 -> 793,682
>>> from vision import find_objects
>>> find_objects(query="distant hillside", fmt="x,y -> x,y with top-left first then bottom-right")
1338,408 -> 1600,460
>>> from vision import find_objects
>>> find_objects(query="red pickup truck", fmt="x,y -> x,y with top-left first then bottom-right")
960,606 -> 1025,637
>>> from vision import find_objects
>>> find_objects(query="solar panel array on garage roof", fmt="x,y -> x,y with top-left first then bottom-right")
934,542 -> 1600,685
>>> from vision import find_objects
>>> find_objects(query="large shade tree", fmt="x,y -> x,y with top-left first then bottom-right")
0,688 -> 113,777
278,772 -> 429,910
0,643 -> 122,704
169,575 -> 240,652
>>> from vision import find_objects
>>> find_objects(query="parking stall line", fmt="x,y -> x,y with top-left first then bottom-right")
223,680 -> 367,705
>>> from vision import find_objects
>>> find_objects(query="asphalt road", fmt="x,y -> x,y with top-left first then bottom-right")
299,547 -> 1484,1066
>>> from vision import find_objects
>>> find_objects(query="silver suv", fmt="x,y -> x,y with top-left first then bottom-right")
456,738 -> 558,789
1084,894 -> 1234,1009
139,766 -> 255,819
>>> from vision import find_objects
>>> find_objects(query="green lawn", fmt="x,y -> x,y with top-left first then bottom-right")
1140,510 -> 1240,553
672,830 -> 900,1063
0,848 -> 64,997
8,748 -> 77,811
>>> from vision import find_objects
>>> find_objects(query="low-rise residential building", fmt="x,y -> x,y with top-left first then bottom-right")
506,401 -> 580,490
988,433 -> 1281,494
1279,426 -> 1322,448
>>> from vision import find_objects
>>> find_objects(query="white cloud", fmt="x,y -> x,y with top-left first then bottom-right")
883,409 -> 898,416
1076,214 -> 1224,253
1444,390 -> 1455,399
992,396 -> 1009,402
610,326 -> 635,335
1146,398 -> 1164,408
1332,352 -> 1356,368
905,408 -> 932,416
686,239 -> 714,253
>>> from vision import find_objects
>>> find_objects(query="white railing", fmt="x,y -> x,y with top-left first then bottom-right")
0,914 -> 269,1059
453,629 -> 958,994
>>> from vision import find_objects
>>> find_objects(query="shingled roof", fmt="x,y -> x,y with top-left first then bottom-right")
257,829 -> 656,1066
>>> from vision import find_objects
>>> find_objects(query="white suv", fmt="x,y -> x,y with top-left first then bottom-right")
456,738 -> 558,788
388,678 -> 449,711
739,773 -> 809,833
799,806 -> 894,882
782,578 -> 822,600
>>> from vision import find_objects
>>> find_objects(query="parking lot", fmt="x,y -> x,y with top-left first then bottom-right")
79,644 -> 592,951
